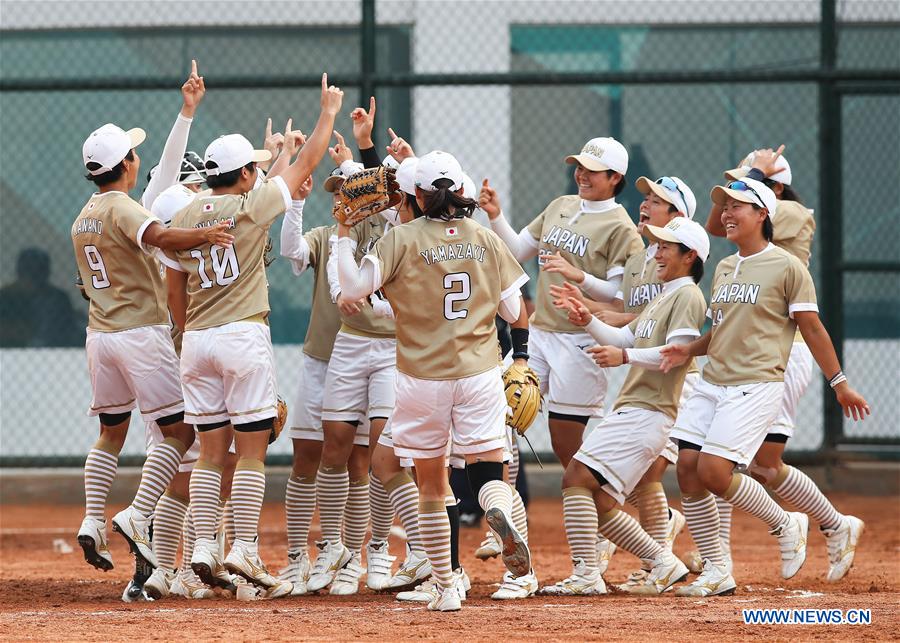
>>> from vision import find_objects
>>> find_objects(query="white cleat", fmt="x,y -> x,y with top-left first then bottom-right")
822,515 -> 864,583
224,539 -> 293,596
172,568 -> 216,599
385,549 -> 431,590
539,559 -> 607,596
427,584 -> 462,612
722,538 -> 734,576
144,567 -> 176,600
365,540 -> 395,591
307,540 -> 352,593
474,531 -> 501,560
771,512 -> 809,579
596,536 -> 616,576
664,508 -> 686,552
622,552 -> 689,595
485,508 -> 531,578
77,516 -> 114,571
111,506 -> 157,568
234,576 -> 265,601
491,570 -> 538,600
615,568 -> 650,593
674,559 -> 736,597
396,571 -> 466,603
330,553 -> 364,595
279,548 -> 311,596
190,537 -> 224,589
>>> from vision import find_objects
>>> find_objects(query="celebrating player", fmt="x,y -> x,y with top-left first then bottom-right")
160,74 -> 343,597
661,177 -> 870,596
336,150 -> 531,611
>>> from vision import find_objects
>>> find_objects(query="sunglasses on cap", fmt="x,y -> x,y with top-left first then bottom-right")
655,176 -> 688,210
727,180 -> 765,209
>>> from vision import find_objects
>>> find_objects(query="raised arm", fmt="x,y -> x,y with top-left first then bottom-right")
279,177 -> 313,275
143,220 -> 234,251
335,223 -> 380,300
479,178 -> 540,262
142,60 -> 205,209
278,74 -> 344,194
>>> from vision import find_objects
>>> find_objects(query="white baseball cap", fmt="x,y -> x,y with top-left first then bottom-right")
396,157 -> 418,195
643,217 -> 710,262
203,134 -> 271,176
565,137 -> 628,175
711,177 -> 778,216
83,123 -> 146,176
415,151 -> 464,192
151,183 -> 195,226
382,155 -> 400,170
324,166 -> 347,193
725,151 -> 792,185
462,173 -> 476,200
635,175 -> 697,219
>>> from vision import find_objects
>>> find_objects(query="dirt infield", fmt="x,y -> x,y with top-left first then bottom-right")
1,493 -> 897,640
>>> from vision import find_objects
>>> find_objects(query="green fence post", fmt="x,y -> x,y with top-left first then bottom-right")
361,0 -> 377,104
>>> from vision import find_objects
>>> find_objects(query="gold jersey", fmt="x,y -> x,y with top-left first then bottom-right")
339,217 -> 396,339
525,196 -> 643,333
619,245 -> 662,315
704,244 -> 817,386
615,280 -> 707,419
773,199 -> 815,267
71,191 -> 169,332
302,225 -> 341,362
372,217 -> 528,380
163,179 -> 290,331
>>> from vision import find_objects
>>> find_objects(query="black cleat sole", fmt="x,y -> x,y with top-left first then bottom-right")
78,535 -> 113,572
111,520 -> 156,570
191,562 -> 216,588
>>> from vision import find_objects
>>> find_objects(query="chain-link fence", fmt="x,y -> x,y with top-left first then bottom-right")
1,0 -> 898,465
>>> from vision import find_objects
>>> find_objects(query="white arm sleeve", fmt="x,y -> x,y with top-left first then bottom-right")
579,273 -> 622,303
369,294 -> 395,319
326,235 -> 354,301
279,200 -> 311,275
625,334 -> 692,370
584,316 -> 635,348
489,212 -> 540,262
497,293 -> 522,323
337,237 -> 380,300
141,113 -> 192,210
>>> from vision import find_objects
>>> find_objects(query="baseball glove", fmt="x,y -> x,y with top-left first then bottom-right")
332,166 -> 401,226
502,363 -> 542,436
270,395 -> 288,445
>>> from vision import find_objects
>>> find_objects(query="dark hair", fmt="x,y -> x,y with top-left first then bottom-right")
85,149 -> 134,186
677,243 -> 705,283
205,161 -> 255,189
746,203 -> 775,241
607,170 -> 626,196
667,203 -> 679,215
762,178 -> 803,205
421,178 -> 477,221
404,192 -> 425,219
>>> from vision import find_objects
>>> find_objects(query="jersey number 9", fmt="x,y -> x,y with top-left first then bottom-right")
83,245 -> 110,289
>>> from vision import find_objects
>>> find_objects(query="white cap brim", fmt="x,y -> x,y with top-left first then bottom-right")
565,154 -> 610,172
711,185 -> 759,208
724,166 -> 750,182
127,127 -> 147,149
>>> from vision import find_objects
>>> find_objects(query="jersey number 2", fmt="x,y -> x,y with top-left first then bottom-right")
191,245 -> 240,289
83,245 -> 110,289
443,272 -> 471,320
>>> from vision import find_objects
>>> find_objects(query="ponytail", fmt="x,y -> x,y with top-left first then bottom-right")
421,178 -> 477,221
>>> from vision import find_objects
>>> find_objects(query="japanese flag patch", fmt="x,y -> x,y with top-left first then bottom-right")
202,202 -> 214,213
445,226 -> 458,237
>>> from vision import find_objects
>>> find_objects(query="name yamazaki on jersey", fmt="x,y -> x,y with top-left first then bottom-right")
419,242 -> 487,266
193,216 -> 235,230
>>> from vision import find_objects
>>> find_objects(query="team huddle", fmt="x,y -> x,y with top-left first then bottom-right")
71,62 -> 871,612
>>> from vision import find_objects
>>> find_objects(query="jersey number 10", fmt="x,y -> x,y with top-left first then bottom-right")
191,245 -> 240,289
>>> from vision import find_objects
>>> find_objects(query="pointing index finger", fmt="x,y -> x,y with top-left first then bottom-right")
369,96 -> 376,116
191,59 -> 198,77
265,118 -> 272,138
322,72 -> 328,93
387,127 -> 398,141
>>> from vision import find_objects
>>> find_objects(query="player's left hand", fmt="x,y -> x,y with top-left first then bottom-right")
541,252 -> 584,282
337,295 -> 364,316
660,343 -> 690,373
834,382 -> 871,421
750,144 -> 786,178
203,222 -> 235,247
295,175 -> 313,200
550,282 -> 586,309
328,131 -> 353,165
181,59 -> 206,117
587,345 -> 623,367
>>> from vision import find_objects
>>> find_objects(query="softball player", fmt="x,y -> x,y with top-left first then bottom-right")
542,217 -> 709,595
160,75 -> 343,597
73,121 -> 233,581
480,137 -> 643,470
702,148 -> 863,581
662,177 -> 870,596
337,150 -> 531,612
